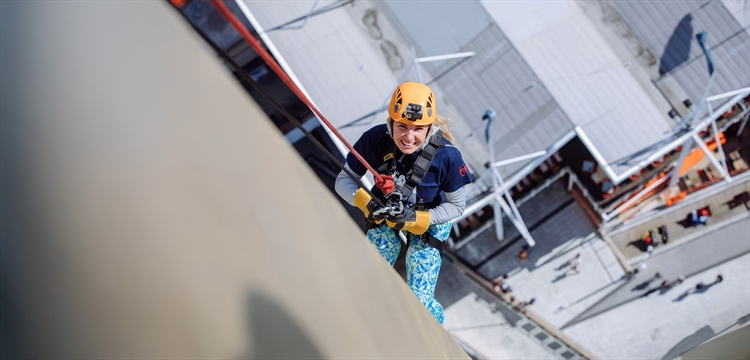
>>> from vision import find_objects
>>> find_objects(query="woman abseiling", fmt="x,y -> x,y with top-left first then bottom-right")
335,82 -> 472,324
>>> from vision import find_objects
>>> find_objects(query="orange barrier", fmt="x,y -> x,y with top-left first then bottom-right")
666,132 -> 728,207
678,132 -> 726,177
615,171 -> 670,214
666,191 -> 686,206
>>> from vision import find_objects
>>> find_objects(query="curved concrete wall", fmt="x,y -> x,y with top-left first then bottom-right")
0,2 -> 468,358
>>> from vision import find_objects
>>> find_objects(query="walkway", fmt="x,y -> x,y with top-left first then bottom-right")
564,253 -> 750,359
437,257 -> 586,359
566,213 -> 750,327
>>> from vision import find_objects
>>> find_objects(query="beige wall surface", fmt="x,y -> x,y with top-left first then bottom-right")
0,2 -> 468,358
677,325 -> 750,360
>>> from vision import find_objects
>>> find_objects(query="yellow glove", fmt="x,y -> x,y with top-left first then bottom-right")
354,188 -> 386,223
385,208 -> 431,235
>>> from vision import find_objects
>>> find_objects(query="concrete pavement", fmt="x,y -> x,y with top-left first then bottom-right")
445,172 -> 749,359
437,257 -> 586,359
567,213 -> 750,327
564,253 -> 750,359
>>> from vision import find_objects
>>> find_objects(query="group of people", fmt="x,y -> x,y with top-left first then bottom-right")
690,208 -> 711,227
493,274 -> 512,294
492,275 -> 537,312
641,226 -> 669,249
642,273 -> 723,297
659,275 -> 684,290
335,82 -> 473,324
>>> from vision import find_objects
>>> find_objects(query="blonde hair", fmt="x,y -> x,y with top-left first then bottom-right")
434,114 -> 455,143
387,114 -> 455,144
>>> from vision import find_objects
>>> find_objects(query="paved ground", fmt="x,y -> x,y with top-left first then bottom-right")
495,234 -> 626,329
447,175 -> 750,359
436,258 -> 584,360
454,180 -> 574,269
566,213 -> 750,328
564,253 -> 750,359
452,180 -> 628,328
609,171 -> 750,259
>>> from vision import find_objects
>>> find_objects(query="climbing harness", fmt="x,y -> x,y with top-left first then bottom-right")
375,129 -> 446,252
377,129 -> 445,215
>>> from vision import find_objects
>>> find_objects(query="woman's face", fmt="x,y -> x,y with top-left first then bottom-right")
392,121 -> 429,154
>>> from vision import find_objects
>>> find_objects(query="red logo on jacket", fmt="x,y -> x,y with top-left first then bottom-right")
459,165 -> 468,177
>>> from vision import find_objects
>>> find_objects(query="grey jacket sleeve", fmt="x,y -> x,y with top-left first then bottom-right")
429,187 -> 467,224
334,164 -> 360,206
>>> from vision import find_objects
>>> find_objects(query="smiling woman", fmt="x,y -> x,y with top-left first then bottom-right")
392,122 -> 429,154
334,82 -> 472,324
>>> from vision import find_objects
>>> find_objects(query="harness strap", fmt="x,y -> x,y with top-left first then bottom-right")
408,232 -> 444,254
395,129 -> 444,202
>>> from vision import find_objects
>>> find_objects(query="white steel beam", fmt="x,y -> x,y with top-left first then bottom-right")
493,150 -> 547,168
691,133 -> 732,183
574,88 -> 750,185
602,175 -> 670,222
711,119 -> 729,180
415,52 -> 475,63
706,87 -> 750,102
667,137 -> 694,186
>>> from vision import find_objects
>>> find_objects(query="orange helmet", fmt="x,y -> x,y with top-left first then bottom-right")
388,82 -> 436,126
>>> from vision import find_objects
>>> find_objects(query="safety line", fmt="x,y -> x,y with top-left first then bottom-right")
209,0 -> 393,193
169,0 -> 385,207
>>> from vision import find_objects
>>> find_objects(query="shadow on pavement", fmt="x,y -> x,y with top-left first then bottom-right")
628,239 -> 650,252
631,277 -> 659,291
672,281 -> 721,302
660,325 -> 714,360
552,272 -> 568,283
555,260 -> 573,271
454,180 -> 588,280
673,290 -> 690,302
474,201 -> 598,281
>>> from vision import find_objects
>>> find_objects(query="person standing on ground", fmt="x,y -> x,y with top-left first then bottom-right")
335,82 -> 473,324
698,208 -> 710,225
520,245 -> 530,262
660,279 -> 670,289
519,297 -> 536,311
571,253 -> 582,272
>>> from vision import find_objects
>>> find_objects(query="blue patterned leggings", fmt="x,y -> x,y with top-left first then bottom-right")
367,221 -> 452,324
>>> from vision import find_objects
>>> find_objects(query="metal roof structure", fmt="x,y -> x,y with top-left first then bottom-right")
238,0 -> 749,186
237,0 -> 575,178
482,0 -> 676,179
612,0 -> 750,106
